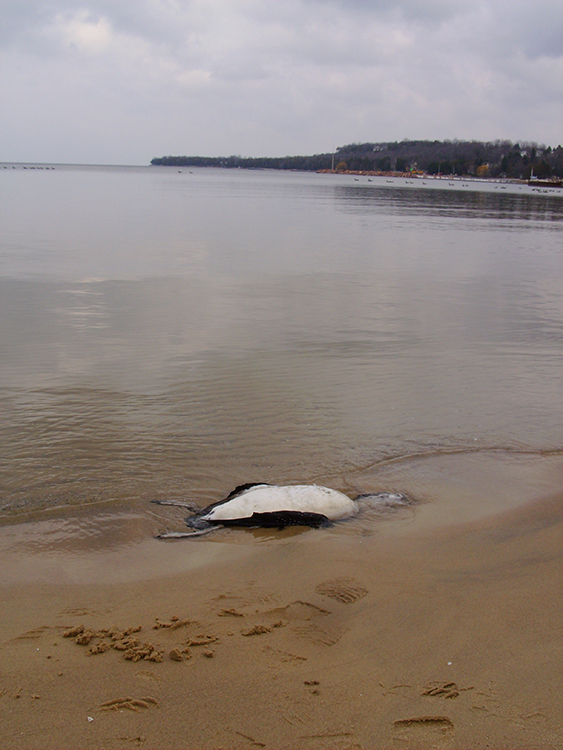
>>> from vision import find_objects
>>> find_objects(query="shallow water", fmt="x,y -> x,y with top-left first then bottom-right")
1,165 -> 562,548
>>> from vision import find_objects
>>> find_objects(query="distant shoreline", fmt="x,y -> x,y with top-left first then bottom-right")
151,138 -> 563,181
3,162 -> 562,194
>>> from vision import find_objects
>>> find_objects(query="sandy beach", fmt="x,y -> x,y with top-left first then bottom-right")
1,453 -> 562,750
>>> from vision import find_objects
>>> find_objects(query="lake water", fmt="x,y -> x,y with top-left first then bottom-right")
1,165 -> 562,555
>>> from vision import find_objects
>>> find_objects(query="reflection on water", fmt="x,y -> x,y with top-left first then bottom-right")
0,166 -> 562,548
335,183 -> 563,225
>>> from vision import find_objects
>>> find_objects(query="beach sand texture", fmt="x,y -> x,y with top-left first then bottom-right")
1,455 -> 562,750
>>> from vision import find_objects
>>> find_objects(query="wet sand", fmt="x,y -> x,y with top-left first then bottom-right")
1,459 -> 562,749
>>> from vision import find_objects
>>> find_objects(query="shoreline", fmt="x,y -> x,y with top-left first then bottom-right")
3,162 -> 562,192
1,454 -> 562,749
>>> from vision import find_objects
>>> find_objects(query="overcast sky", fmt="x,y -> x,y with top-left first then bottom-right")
1,0 -> 562,165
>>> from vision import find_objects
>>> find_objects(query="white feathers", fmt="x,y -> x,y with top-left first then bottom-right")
203,484 -> 359,522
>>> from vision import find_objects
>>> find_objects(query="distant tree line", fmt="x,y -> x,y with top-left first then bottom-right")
151,153 -> 333,170
151,139 -> 563,178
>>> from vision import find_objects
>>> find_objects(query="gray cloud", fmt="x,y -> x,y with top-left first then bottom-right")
0,0 -> 561,163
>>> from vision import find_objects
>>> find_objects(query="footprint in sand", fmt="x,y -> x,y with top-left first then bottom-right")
58,607 -> 107,618
204,728 -> 266,748
315,578 -> 367,605
298,731 -> 362,749
12,626 -> 51,641
292,622 -> 346,647
262,646 -> 307,665
421,681 -> 461,699
392,716 -> 454,748
245,600 -> 346,647
99,696 -> 159,712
